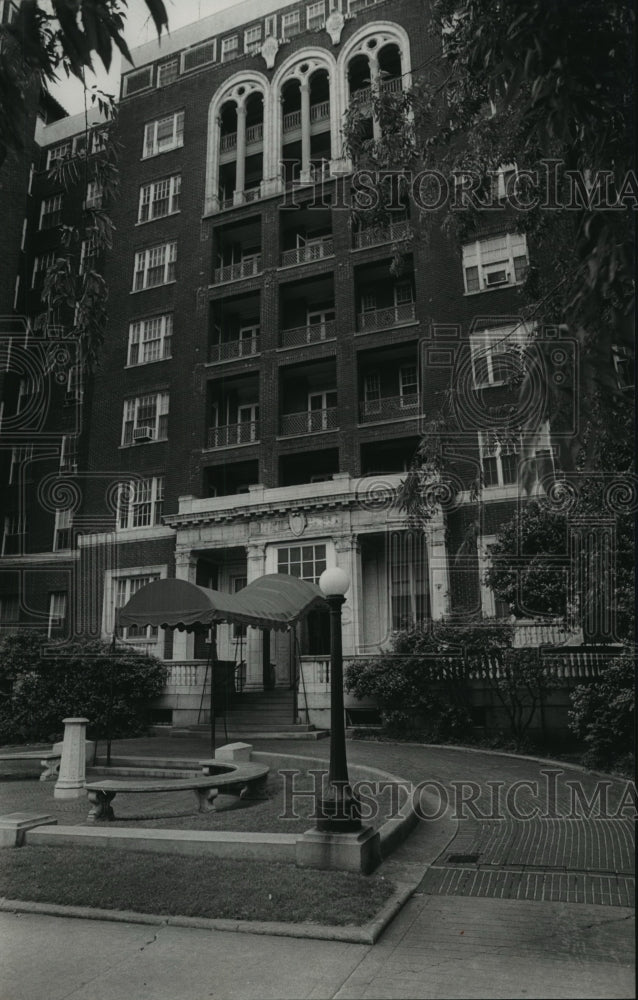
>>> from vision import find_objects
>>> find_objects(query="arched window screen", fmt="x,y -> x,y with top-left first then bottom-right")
388,529 -> 429,631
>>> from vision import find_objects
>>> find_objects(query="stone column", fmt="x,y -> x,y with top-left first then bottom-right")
426,513 -> 450,619
368,55 -> 382,142
173,548 -> 197,660
333,534 -> 361,656
54,717 -> 88,799
234,102 -> 247,204
245,543 -> 266,689
300,79 -> 312,183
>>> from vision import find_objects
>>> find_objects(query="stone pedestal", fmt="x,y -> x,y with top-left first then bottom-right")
54,717 -> 89,799
296,825 -> 381,874
215,742 -> 253,763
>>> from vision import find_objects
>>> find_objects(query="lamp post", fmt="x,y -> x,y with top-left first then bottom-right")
316,567 -> 361,832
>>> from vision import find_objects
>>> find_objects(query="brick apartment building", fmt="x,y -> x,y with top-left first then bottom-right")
0,0 -> 565,729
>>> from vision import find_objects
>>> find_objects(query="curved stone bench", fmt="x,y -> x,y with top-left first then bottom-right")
85,761 -> 270,822
0,751 -> 61,782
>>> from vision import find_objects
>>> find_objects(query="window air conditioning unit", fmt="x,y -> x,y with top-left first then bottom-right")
133,426 -> 155,442
485,271 -> 509,287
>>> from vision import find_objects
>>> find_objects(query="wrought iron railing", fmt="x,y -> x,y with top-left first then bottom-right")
353,218 -> 411,250
213,256 -> 262,283
279,320 -> 336,347
280,238 -> 334,267
357,301 -> 416,332
279,408 -> 337,436
208,337 -> 260,363
207,421 -> 259,448
359,393 -> 419,422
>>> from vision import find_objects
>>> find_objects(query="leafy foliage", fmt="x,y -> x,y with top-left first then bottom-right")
569,654 -> 635,769
0,632 -> 167,744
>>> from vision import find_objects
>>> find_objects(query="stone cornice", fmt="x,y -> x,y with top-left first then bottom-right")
163,490 -> 364,529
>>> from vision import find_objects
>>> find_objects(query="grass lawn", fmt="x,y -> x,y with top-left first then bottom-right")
0,844 -> 394,925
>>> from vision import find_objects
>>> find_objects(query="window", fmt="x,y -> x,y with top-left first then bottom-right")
462,233 -> 529,293
124,66 -> 153,96
307,307 -> 335,338
399,364 -> 419,405
364,373 -> 381,413
157,59 -> 179,87
277,544 -> 327,584
0,595 -> 19,631
117,476 -> 164,529
349,0 -> 382,11
39,194 -> 62,229
394,282 -> 414,306
127,314 -> 172,365
79,234 -> 99,275
121,392 -> 169,445
282,10 -> 301,38
389,529 -> 429,630
47,592 -> 67,638
470,327 -> 528,388
53,509 -> 73,551
132,242 -> 177,290
480,430 -> 521,487
231,576 -> 247,638
307,1 -> 326,30
114,574 -> 161,642
221,35 -> 239,61
182,39 -> 217,72
361,291 -> 376,312
143,111 -> 184,158
47,142 -> 71,169
138,175 -> 181,222
244,25 -> 262,54
2,512 -> 26,555
8,445 -> 33,485
90,128 -> 108,155
265,15 -> 277,37
32,252 -> 55,287
60,435 -> 78,473
84,181 -> 103,209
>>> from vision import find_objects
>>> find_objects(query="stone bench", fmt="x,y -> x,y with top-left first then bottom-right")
0,751 -> 62,782
85,762 -> 270,822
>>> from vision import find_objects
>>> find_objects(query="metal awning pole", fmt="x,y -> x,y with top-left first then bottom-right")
209,624 -> 217,757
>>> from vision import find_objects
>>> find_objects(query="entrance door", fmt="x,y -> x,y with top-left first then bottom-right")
237,403 -> 258,443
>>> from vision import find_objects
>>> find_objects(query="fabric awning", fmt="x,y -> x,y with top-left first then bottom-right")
116,573 -> 327,633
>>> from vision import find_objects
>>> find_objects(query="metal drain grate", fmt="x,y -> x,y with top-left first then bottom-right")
447,853 -> 480,864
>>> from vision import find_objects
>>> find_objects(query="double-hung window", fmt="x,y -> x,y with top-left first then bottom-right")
121,392 -> 169,445
277,544 -> 327,584
114,574 -> 161,642
364,373 -> 381,413
307,2 -> 326,30
47,143 -> 71,169
143,111 -> 184,158
480,430 -> 521,487
39,194 -> 62,230
282,10 -> 301,38
462,233 -> 529,293
138,175 -> 181,222
84,181 -> 103,209
79,234 -> 99,275
470,326 -> 528,388
133,242 -> 177,290
117,476 -> 164,529
32,251 -> 55,287
399,364 -> 419,406
127,314 -> 172,365
221,35 -> 239,61
244,25 -> 262,54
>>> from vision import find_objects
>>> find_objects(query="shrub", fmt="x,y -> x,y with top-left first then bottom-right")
569,653 -> 635,769
0,632 -> 168,745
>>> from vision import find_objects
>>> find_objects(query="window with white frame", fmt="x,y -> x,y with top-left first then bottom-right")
307,1 -> 326,30
84,180 -> 103,209
90,128 -> 108,155
462,233 -> 529,293
221,35 -> 239,61
479,429 -> 521,487
182,39 -> 217,72
60,434 -> 78,473
470,326 -> 529,388
399,364 -> 419,405
138,175 -> 181,223
282,10 -> 301,38
265,14 -> 277,36
53,509 -> 73,551
157,59 -> 179,87
47,592 -> 67,637
117,476 -> 164,529
47,142 -> 71,169
244,24 -> 262,54
277,543 -> 327,584
394,281 -> 414,306
389,529 -> 429,631
307,307 -> 335,336
39,194 -> 62,230
121,392 -> 169,445
2,512 -> 26,555
32,251 -> 55,287
114,573 -> 161,641
127,314 -> 172,365
79,234 -> 99,275
132,242 -> 177,290
124,66 -> 153,96
0,595 -> 19,630
364,372 -> 381,413
349,0 -> 382,12
143,111 -> 184,158
8,445 -> 33,485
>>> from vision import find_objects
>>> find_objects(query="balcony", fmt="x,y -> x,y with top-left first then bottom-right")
208,337 -> 260,363
280,320 -> 336,348
280,238 -> 334,268
219,123 -> 264,154
280,408 -> 337,436
283,101 -> 330,134
359,393 -> 419,423
207,421 -> 259,448
352,77 -> 403,107
353,218 -> 411,251
357,301 -> 416,332
213,256 -> 262,284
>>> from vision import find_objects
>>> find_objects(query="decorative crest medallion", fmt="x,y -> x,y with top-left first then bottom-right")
261,35 -> 280,70
288,511 -> 307,537
326,11 -> 345,46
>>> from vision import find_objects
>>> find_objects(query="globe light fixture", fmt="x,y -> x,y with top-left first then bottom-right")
319,566 -> 350,598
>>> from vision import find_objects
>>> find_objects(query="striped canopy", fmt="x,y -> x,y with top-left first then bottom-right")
116,573 -> 327,633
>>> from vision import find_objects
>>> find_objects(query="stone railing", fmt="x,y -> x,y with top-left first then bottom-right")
213,256 -> 262,284
208,337 -> 260,363
353,218 -> 411,250
165,662 -> 208,688
207,421 -> 259,448
357,301 -> 416,332
219,124 -> 263,154
310,100 -> 330,123
279,320 -> 336,347
283,109 -> 302,132
359,393 -> 419,422
280,238 -> 334,267
352,77 -> 403,106
279,407 -> 337,436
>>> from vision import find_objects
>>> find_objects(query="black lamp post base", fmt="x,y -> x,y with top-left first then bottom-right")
315,786 -> 362,833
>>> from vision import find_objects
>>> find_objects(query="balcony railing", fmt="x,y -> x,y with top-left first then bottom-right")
280,238 -> 334,267
219,123 -> 264,153
359,393 -> 419,422
207,421 -> 259,448
280,408 -> 337,436
351,77 -> 403,106
357,301 -> 416,332
213,256 -> 262,283
283,102 -> 330,134
353,218 -> 411,250
279,320 -> 336,348
283,109 -> 302,131
244,186 -> 262,203
208,337 -> 260,363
